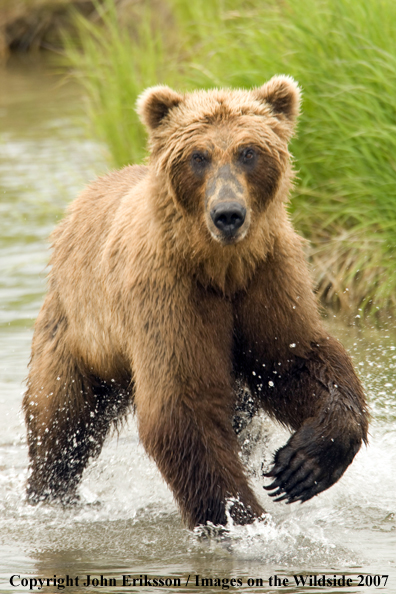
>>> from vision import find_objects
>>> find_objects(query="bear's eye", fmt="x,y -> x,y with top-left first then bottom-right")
191,152 -> 210,175
192,152 -> 206,164
240,147 -> 257,165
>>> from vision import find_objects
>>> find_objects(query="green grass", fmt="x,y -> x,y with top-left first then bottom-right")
66,0 -> 396,316
66,0 -> 174,165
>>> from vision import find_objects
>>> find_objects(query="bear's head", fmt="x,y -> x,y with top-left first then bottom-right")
137,77 -> 300,291
137,76 -> 300,247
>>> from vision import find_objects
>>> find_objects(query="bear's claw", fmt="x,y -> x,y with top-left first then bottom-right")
264,451 -> 326,504
263,418 -> 362,504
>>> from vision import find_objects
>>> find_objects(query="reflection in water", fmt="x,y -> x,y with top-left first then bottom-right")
0,56 -> 395,593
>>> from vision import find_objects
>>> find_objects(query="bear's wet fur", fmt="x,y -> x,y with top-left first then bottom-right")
23,76 -> 369,528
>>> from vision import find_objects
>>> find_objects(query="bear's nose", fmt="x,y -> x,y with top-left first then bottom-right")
210,202 -> 246,236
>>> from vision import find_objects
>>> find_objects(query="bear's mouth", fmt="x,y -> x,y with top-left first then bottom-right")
207,223 -> 250,246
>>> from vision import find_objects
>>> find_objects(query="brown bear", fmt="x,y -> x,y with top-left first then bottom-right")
23,76 -> 369,529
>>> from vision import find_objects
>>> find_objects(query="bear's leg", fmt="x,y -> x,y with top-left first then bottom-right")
137,387 -> 264,528
234,259 -> 369,505
131,284 -> 264,529
137,390 -> 263,528
23,302 -> 131,502
260,336 -> 368,503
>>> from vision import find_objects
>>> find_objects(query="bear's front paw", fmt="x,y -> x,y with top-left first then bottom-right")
263,418 -> 361,504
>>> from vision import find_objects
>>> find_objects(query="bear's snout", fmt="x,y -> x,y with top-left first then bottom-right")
205,164 -> 250,244
210,202 -> 246,237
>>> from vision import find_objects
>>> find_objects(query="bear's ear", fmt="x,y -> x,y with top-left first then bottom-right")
137,85 -> 184,131
254,75 -> 301,124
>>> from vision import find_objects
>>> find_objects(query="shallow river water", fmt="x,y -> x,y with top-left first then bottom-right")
0,57 -> 395,594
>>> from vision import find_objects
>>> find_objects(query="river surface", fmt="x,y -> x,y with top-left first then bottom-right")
0,56 -> 395,594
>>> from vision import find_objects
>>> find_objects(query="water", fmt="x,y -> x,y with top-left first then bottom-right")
0,56 -> 395,594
